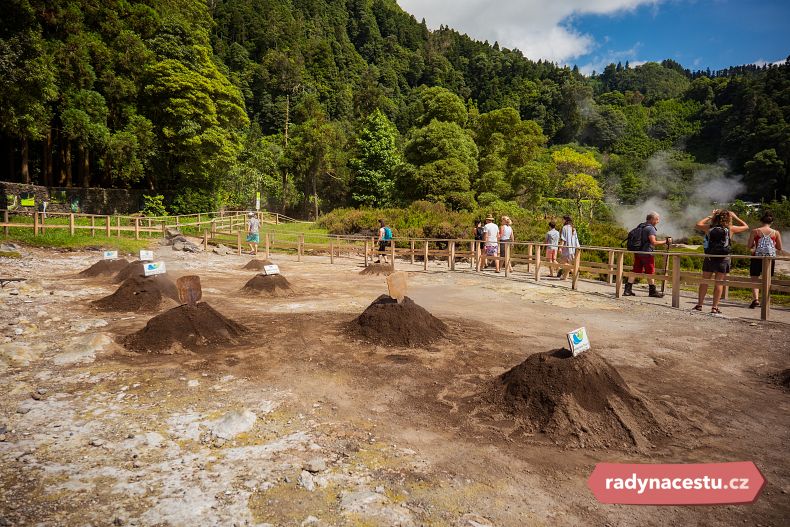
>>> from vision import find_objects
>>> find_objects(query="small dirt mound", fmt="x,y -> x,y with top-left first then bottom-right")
350,295 -> 447,347
78,258 -> 130,278
113,260 -> 147,283
123,303 -> 248,353
241,274 -> 293,296
360,263 -> 394,276
769,368 -> 790,391
242,259 -> 274,270
92,275 -> 180,312
496,349 -> 668,449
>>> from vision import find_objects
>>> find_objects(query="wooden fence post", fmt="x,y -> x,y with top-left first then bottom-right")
504,242 -> 511,278
33,212 -> 39,236
148,218 -> 152,237
90,216 -> 95,237
449,240 -> 456,271
526,244 -> 532,273
298,234 -> 304,262
134,218 -> 140,240
615,252 -> 625,298
40,212 -> 46,234
364,239 -> 369,267
607,251 -> 615,285
423,241 -> 429,271
534,246 -> 542,282
470,241 -> 475,269
2,210 -> 8,236
116,216 -> 121,238
211,220 -> 216,240
330,237 -> 334,264
68,213 -> 75,236
203,231 -> 208,252
265,232 -> 270,259
161,221 -> 166,238
761,257 -> 772,321
410,240 -> 415,264
106,216 -> 111,237
671,255 -> 681,308
237,231 -> 242,255
571,249 -> 582,290
475,241 -> 481,272
390,240 -> 396,269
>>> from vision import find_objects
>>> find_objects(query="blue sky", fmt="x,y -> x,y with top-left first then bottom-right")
397,0 -> 790,75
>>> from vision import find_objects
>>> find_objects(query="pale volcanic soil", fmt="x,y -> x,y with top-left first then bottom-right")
0,242 -> 788,527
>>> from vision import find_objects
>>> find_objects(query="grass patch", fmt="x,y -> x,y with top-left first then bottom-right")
2,228 -> 153,253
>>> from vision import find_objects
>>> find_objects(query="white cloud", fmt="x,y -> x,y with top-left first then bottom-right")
753,58 -> 786,67
577,43 -> 644,75
397,0 -> 663,62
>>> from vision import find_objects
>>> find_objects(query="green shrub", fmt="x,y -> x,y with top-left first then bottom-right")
142,195 -> 168,217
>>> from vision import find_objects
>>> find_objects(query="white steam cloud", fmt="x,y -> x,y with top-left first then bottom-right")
613,152 -> 746,240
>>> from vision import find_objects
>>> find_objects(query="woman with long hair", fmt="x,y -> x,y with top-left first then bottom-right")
748,212 -> 783,308
558,215 -> 578,279
499,216 -> 514,273
693,209 -> 749,314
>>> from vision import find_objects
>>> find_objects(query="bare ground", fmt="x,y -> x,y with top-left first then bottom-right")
0,244 -> 788,527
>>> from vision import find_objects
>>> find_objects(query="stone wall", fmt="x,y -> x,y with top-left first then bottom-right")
1,181 -> 148,215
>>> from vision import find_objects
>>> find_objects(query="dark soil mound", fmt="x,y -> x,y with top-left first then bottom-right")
243,258 -> 274,270
769,368 -> 790,391
92,275 -> 180,312
123,302 -> 248,353
496,349 -> 668,449
113,260 -> 146,283
79,258 -> 130,278
241,273 -> 293,296
350,295 -> 447,347
360,263 -> 394,276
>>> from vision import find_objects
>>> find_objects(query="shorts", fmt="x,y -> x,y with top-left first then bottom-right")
749,257 -> 775,277
702,255 -> 730,274
378,241 -> 389,252
246,233 -> 259,243
546,249 -> 557,260
499,241 -> 511,257
632,254 -> 655,274
485,244 -> 498,257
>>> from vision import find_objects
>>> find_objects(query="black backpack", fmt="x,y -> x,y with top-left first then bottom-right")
705,226 -> 730,255
625,222 -> 648,251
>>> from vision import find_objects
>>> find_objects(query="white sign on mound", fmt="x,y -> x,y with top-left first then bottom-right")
143,261 -> 167,277
103,250 -> 118,260
139,250 -> 154,261
567,327 -> 591,356
386,271 -> 408,304
263,264 -> 280,276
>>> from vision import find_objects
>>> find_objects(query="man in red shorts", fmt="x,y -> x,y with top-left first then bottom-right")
624,212 -> 672,298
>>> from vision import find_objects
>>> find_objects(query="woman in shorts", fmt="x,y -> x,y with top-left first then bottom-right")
748,212 -> 783,308
693,209 -> 749,314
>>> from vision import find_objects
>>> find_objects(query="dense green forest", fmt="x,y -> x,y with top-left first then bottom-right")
1,0 -> 789,216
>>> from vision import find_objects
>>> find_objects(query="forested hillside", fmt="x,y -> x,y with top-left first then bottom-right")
1,0 -> 789,215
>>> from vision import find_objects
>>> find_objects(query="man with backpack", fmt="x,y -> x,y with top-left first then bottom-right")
376,219 -> 393,264
624,212 -> 672,298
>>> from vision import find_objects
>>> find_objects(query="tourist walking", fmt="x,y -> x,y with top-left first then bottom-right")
693,209 -> 749,314
623,212 -> 672,298
478,215 -> 500,272
376,219 -> 392,264
545,221 -> 560,275
246,212 -> 260,255
748,212 -> 783,308
499,216 -> 514,273
558,216 -> 579,279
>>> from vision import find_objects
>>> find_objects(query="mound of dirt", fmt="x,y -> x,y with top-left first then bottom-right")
241,274 -> 293,296
113,260 -> 146,283
350,295 -> 447,347
360,263 -> 394,276
243,259 -> 274,270
496,349 -> 668,449
92,275 -> 180,312
769,368 -> 790,391
123,302 -> 248,353
78,258 -> 130,278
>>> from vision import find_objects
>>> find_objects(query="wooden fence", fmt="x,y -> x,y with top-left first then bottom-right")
2,209 -> 788,321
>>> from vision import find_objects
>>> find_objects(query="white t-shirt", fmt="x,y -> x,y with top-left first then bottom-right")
501,225 -> 513,241
484,223 -> 499,246
560,224 -> 578,256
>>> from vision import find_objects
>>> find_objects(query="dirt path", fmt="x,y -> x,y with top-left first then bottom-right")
0,246 -> 788,526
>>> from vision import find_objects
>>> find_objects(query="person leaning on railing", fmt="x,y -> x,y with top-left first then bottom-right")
693,209 -> 749,315
748,212 -> 783,309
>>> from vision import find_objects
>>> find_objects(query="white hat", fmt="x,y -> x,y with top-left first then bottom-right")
248,212 -> 255,217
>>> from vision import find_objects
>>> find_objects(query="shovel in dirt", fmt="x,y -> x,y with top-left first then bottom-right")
386,271 -> 408,304
177,275 -> 202,307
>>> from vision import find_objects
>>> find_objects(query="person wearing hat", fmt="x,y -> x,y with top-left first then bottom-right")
246,212 -> 261,255
478,215 -> 500,272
